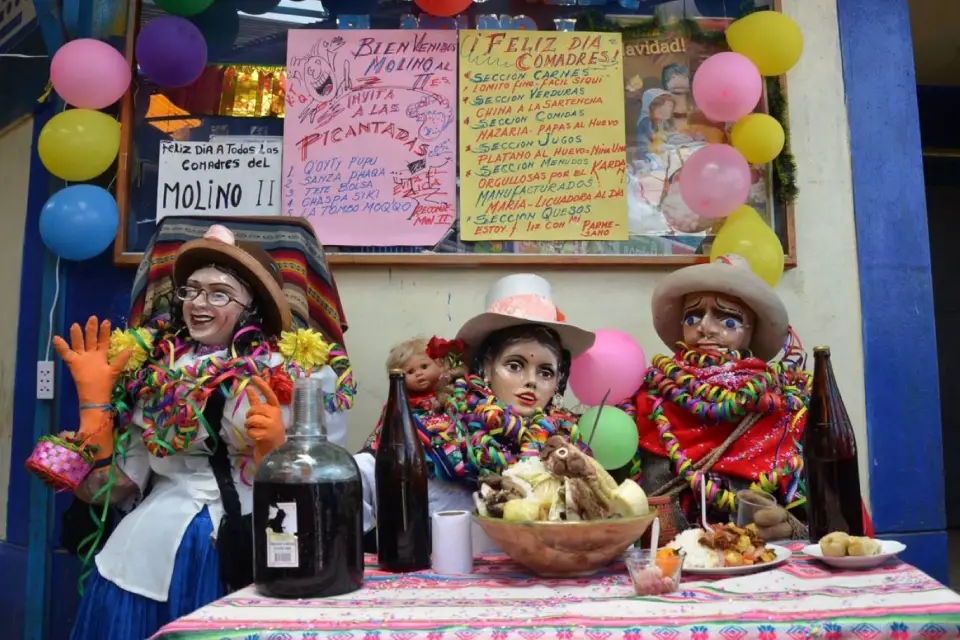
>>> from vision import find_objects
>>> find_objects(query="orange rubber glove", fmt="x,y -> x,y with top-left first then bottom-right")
52,316 -> 131,461
245,376 -> 286,463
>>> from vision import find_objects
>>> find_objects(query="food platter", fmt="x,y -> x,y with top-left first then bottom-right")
803,540 -> 905,570
682,544 -> 792,576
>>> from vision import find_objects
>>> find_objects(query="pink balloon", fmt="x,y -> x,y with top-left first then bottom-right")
569,330 -> 647,406
692,52 -> 762,123
679,144 -> 751,219
50,39 -> 132,110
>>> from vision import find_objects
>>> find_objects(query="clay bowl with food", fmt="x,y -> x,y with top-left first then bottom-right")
474,510 -> 657,578
473,436 -> 657,578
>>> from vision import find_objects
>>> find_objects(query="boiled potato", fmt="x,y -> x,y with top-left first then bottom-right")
847,536 -> 882,557
502,499 -> 542,522
819,531 -> 850,557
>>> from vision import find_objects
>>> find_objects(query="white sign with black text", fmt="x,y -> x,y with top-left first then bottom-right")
156,139 -> 282,219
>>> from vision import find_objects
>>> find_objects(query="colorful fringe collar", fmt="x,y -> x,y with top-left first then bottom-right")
446,375 -> 583,476
363,374 -> 583,483
111,326 -> 356,458
622,345 -> 811,512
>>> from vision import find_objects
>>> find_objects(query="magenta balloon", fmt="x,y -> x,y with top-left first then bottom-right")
568,330 -> 647,406
678,144 -> 751,219
692,52 -> 763,123
50,39 -> 131,109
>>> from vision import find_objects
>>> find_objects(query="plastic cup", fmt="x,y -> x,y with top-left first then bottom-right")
736,489 -> 777,527
624,548 -> 685,596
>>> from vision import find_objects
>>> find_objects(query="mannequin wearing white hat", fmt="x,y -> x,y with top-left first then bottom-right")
618,256 -> 814,539
353,274 -> 596,549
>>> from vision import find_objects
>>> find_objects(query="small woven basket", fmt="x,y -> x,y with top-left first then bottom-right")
25,436 -> 94,492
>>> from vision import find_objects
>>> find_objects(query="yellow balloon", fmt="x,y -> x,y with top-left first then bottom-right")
731,114 -> 785,164
710,205 -> 784,287
726,11 -> 804,76
38,109 -> 121,182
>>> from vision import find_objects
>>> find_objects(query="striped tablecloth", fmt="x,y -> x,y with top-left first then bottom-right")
152,543 -> 960,640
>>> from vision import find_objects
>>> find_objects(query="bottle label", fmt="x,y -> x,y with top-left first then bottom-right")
265,501 -> 299,568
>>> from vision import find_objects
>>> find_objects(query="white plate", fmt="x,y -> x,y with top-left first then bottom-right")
683,544 -> 792,576
802,540 -> 906,569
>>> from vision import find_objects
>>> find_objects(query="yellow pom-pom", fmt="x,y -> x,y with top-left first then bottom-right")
108,328 -> 153,372
278,329 -> 330,370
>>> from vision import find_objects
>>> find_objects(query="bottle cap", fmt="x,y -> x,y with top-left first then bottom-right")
813,346 -> 831,354
389,368 -> 405,375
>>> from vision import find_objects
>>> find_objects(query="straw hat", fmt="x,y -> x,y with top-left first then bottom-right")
651,255 -> 788,361
173,224 -> 292,336
455,274 -> 595,358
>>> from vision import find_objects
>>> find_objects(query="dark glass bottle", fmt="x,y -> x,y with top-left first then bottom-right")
253,377 -> 364,598
801,346 -> 865,543
375,369 -> 430,572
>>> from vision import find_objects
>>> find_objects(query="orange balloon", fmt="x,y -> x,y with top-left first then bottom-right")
415,0 -> 472,17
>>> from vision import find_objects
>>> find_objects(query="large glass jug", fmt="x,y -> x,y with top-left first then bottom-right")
253,376 -> 364,598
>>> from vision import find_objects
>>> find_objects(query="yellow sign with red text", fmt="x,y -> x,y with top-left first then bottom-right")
458,31 -> 628,242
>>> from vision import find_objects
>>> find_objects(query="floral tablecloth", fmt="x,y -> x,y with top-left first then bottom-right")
152,543 -> 960,640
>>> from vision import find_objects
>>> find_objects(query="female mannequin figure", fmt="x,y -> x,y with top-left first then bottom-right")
26,225 -> 354,639
354,274 -> 595,535
623,255 -> 811,533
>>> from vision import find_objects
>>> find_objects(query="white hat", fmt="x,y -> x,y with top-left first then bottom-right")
456,274 -> 596,357
651,255 -> 789,362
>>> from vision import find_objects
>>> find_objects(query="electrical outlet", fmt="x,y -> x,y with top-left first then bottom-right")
37,361 -> 54,400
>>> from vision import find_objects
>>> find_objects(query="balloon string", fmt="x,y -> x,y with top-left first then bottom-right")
586,388 -> 612,450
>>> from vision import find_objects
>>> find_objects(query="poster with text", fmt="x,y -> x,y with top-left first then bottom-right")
620,18 -> 769,238
284,31 -> 458,247
458,31 -> 628,242
156,139 -> 282,220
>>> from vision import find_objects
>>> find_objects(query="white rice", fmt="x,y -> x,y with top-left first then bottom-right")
667,528 -> 720,569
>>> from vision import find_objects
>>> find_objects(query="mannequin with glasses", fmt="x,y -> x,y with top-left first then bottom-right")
53,225 -> 351,640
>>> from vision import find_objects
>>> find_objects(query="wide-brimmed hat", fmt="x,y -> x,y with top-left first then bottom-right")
173,224 -> 292,336
456,274 -> 595,358
651,254 -> 788,361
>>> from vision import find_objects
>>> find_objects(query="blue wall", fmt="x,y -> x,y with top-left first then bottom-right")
836,0 -> 947,575
1,0 -> 950,636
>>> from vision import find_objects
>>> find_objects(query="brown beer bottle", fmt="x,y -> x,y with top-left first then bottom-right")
375,370 -> 430,572
801,347 -> 865,543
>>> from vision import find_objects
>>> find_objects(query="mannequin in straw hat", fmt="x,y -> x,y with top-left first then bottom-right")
26,225 -> 356,640
354,273 -> 596,542
621,255 -> 874,540
620,255 -> 812,538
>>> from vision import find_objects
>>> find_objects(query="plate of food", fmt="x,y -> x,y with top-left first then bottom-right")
803,532 -> 905,569
666,523 -> 791,576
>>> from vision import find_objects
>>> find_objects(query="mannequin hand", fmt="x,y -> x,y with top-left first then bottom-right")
53,317 -> 128,461
53,316 -> 131,406
245,376 -> 286,462
753,506 -> 792,542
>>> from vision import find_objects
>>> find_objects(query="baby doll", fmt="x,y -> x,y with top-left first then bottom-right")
386,337 -> 445,412
424,336 -> 467,410
363,336 -> 465,453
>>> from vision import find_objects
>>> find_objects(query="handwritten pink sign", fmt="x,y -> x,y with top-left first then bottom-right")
283,31 -> 458,247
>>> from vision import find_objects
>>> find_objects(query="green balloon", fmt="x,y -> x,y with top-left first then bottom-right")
577,406 -> 639,470
156,0 -> 215,17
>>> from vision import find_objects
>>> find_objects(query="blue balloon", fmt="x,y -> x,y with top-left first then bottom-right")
40,185 -> 119,261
